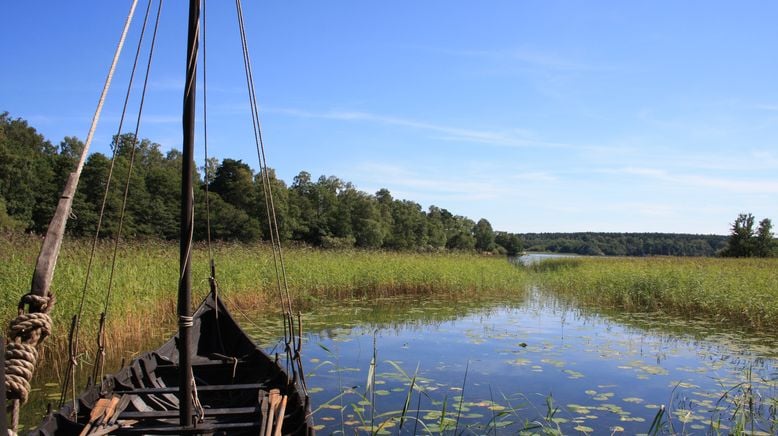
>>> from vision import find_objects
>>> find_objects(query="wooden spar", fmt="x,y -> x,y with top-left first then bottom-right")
29,173 -> 78,300
178,0 -> 200,427
27,0 -> 139,304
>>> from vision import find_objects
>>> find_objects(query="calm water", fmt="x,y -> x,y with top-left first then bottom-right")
245,289 -> 778,434
22,288 -> 778,434
514,252 -> 581,265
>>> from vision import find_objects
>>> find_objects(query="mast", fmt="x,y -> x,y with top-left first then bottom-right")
179,0 -> 199,427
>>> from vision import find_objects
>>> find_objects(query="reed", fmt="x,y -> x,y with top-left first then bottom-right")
0,234 -> 529,358
530,256 -> 778,331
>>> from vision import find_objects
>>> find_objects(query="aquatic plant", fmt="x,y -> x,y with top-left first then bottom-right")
530,256 -> 778,331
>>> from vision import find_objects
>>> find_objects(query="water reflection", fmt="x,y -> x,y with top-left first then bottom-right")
283,289 -> 777,434
21,288 -> 778,434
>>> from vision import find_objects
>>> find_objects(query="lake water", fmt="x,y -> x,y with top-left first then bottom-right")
21,287 -> 778,434
245,289 -> 778,434
513,252 -> 580,266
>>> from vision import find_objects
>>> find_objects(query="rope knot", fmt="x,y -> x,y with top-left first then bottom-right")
17,291 -> 56,314
5,291 -> 55,407
8,313 -> 52,343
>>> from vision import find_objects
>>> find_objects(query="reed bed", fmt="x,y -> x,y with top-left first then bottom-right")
0,234 -> 528,358
530,256 -> 778,331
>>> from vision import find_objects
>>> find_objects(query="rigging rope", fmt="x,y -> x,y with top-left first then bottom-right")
5,0 -> 139,425
97,0 -> 164,383
234,0 -> 307,392
59,0 -> 156,407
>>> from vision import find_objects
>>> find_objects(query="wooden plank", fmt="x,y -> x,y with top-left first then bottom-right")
119,406 -> 260,420
115,382 -> 269,395
116,420 -> 260,434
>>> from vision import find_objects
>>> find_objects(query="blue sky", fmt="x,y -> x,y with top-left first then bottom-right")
3,1 -> 778,234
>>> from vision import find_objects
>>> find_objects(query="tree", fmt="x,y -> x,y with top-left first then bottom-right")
209,159 -> 256,214
755,218 -> 776,257
0,112 -> 59,231
495,232 -> 523,256
720,213 -> 776,257
473,218 -> 495,252
425,206 -> 448,249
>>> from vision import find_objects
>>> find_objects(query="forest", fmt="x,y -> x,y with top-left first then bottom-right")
1,111 -> 762,258
521,232 -> 728,257
0,112 -> 521,254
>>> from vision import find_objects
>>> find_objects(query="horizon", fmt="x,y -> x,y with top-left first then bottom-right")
2,1 -> 777,234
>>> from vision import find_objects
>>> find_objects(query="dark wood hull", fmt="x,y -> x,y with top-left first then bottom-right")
32,293 -> 313,435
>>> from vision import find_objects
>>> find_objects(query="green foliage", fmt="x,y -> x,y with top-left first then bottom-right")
522,232 -> 726,257
495,232 -> 523,256
0,112 -> 532,255
532,256 -> 778,331
473,218 -> 495,252
0,111 -> 65,231
0,235 -> 529,353
721,213 -> 776,258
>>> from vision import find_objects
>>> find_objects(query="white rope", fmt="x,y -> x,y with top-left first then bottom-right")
75,0 -> 140,175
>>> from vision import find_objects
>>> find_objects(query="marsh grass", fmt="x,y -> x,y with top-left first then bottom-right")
0,234 -> 529,361
530,256 -> 778,331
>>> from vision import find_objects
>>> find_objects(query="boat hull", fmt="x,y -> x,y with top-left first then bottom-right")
32,293 -> 313,435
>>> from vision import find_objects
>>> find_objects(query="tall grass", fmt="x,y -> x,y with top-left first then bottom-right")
0,234 -> 529,357
530,256 -> 778,331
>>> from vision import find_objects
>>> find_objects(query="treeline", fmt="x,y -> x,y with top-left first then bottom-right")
0,112 -> 524,254
521,232 -> 728,257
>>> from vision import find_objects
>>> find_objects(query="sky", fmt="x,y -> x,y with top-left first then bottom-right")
2,1 -> 778,234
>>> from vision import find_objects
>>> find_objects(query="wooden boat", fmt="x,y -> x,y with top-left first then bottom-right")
4,0 -> 314,434
33,293 -> 312,435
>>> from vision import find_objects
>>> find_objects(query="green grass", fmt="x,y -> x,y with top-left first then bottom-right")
0,233 -> 529,354
529,256 -> 778,331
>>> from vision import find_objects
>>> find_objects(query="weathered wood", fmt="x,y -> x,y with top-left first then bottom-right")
119,406 -> 260,420
79,397 -> 112,436
1,337 -> 7,434
117,420 -> 259,434
274,395 -> 288,436
265,389 -> 281,436
116,382 -> 269,395
30,172 -> 79,300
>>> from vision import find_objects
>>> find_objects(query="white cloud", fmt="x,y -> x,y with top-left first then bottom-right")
615,167 -> 778,194
269,107 -> 572,149
352,162 -> 514,202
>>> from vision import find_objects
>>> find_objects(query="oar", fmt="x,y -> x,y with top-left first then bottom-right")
273,395 -> 288,436
258,390 -> 269,436
78,398 -> 110,436
95,395 -> 121,428
265,389 -> 281,436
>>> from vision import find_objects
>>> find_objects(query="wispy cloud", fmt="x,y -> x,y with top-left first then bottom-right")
352,162 -> 514,202
269,107 -> 572,149
615,167 -> 778,194
423,46 -> 612,72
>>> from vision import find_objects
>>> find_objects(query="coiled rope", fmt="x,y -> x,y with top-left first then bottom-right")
4,292 -> 54,411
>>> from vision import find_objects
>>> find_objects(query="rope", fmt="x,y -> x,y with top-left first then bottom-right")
201,0 -> 215,264
4,292 -> 54,407
191,377 -> 205,423
62,0 -> 151,407
234,0 -> 307,393
98,0 -> 164,383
